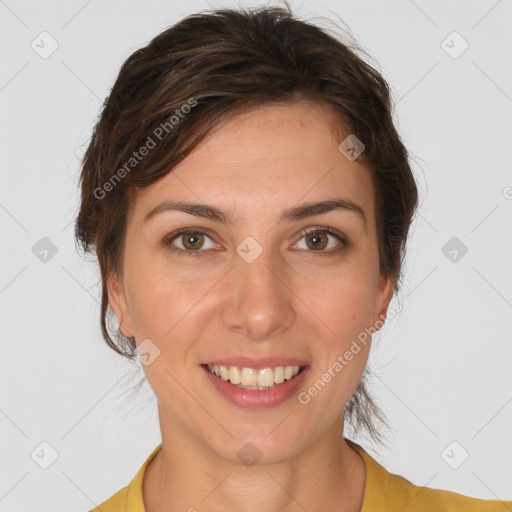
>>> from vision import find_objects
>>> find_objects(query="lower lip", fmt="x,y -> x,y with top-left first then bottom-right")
201,365 -> 310,409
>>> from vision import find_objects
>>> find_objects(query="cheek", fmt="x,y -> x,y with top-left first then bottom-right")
127,274 -> 206,395
301,265 -> 377,337
129,275 -> 200,337
124,257 -> 219,366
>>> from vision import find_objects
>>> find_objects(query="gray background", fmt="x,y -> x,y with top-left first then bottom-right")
1,0 -> 511,510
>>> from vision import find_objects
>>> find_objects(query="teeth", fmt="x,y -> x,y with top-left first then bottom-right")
241,367 -> 257,386
206,364 -> 303,388
228,366 -> 241,384
257,368 -> 274,387
219,365 -> 229,380
274,366 -> 285,384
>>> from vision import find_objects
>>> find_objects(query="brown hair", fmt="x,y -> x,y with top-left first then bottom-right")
74,3 -> 418,446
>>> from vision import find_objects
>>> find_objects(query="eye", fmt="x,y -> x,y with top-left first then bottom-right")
162,226 -> 348,257
293,227 -> 347,254
163,228 -> 218,256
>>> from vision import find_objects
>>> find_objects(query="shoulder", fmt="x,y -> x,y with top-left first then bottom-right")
346,439 -> 512,512
88,443 -> 163,512
89,485 -> 129,512
380,470 -> 511,511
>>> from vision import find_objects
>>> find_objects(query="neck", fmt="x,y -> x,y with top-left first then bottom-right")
143,405 -> 366,512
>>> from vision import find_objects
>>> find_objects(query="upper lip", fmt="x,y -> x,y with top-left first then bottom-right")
202,356 -> 310,370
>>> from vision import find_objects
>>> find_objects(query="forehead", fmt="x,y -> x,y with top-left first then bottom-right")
128,101 -> 375,225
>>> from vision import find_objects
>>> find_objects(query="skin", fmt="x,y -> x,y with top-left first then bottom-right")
107,101 -> 396,512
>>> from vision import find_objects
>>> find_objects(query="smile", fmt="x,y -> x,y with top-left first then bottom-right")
204,363 -> 307,390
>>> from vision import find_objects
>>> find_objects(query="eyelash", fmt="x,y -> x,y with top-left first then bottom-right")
162,226 -> 348,258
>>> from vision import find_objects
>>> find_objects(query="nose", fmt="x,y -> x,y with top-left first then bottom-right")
220,247 -> 296,341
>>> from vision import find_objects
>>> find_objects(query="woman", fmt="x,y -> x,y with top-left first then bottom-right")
75,4 -> 511,511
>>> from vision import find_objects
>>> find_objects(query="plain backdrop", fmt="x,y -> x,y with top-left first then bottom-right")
1,0 -> 511,510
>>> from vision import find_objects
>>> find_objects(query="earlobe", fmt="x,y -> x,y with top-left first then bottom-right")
106,271 -> 135,338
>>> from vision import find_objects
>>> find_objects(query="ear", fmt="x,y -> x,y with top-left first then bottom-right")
106,271 -> 135,338
372,271 -> 398,330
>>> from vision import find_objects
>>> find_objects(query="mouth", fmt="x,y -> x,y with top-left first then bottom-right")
202,363 -> 308,391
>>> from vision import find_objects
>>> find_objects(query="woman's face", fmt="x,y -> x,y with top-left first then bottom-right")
108,101 -> 395,465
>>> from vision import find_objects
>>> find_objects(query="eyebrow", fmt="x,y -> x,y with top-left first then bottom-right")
144,197 -> 367,232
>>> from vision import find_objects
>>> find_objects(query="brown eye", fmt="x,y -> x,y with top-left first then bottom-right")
181,231 -> 205,250
305,231 -> 328,250
164,229 -> 217,256
294,227 -> 347,254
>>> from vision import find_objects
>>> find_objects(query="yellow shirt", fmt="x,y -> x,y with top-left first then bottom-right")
90,440 -> 512,511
